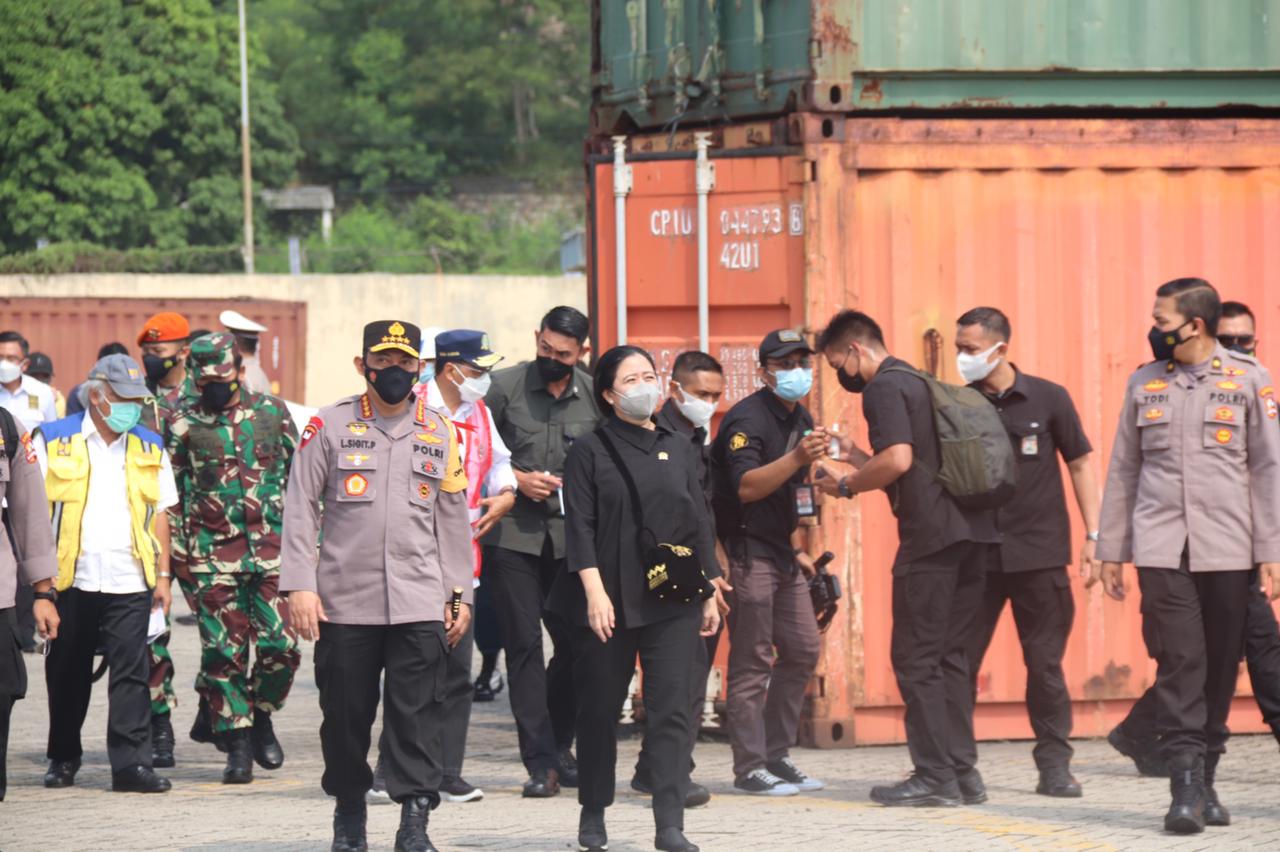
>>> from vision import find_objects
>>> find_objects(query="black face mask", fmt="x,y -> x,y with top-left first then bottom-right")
536,355 -> 573,383
365,363 -> 416,405
200,380 -> 238,410
1148,320 -> 1193,362
835,347 -> 868,393
143,353 -> 179,389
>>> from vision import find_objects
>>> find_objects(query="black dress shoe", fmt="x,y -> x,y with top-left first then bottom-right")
870,774 -> 961,807
1037,768 -> 1082,798
523,767 -> 561,798
956,768 -> 987,805
1107,726 -> 1166,777
1204,786 -> 1230,827
44,759 -> 80,788
394,796 -> 438,852
151,713 -> 176,768
332,799 -> 368,852
111,764 -> 172,793
559,748 -> 580,788
222,729 -> 255,784
190,699 -> 229,753
251,708 -> 285,770
472,676 -> 496,702
578,806 -> 607,852
655,827 -> 699,852
630,773 -> 712,808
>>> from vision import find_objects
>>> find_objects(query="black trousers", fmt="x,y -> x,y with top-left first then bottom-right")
437,622 -> 475,778
634,624 -> 720,780
1135,563 -> 1252,759
1,606 -> 29,801
891,541 -> 991,784
484,542 -> 576,773
473,580 -> 503,658
316,621 -> 446,805
967,566 -> 1075,770
573,612 -> 700,831
45,588 -> 152,772
1121,579 -> 1280,743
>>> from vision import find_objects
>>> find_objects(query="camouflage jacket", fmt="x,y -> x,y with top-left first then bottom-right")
167,389 -> 298,573
141,377 -> 196,438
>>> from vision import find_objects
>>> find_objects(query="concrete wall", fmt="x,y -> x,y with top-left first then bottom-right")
0,274 -> 587,405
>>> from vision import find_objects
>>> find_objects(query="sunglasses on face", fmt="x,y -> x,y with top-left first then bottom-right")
1219,335 -> 1255,349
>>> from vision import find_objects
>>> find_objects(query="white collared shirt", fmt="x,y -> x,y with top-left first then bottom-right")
34,414 -> 179,594
0,374 -> 59,433
425,376 -> 518,496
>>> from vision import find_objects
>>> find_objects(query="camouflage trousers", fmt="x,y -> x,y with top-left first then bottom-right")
148,575 -> 201,717
193,571 -> 300,733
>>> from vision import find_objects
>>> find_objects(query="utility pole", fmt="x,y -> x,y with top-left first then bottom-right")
238,0 -> 255,274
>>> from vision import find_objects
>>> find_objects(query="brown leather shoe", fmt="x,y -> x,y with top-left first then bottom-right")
521,767 -> 560,798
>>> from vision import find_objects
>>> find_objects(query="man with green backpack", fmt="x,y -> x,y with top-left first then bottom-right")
815,309 -> 1007,808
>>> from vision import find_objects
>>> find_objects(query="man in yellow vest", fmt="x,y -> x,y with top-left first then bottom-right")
33,354 -> 177,794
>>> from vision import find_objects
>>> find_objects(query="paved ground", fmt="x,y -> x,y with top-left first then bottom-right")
5,598 -> 1280,851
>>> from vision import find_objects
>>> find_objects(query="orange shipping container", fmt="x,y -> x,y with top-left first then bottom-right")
588,117 -> 1280,746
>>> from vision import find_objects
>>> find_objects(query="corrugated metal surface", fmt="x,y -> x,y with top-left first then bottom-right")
591,0 -> 1280,133
590,116 -> 1280,745
0,297 -> 307,402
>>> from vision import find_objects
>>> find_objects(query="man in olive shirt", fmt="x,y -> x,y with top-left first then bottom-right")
482,305 -> 600,798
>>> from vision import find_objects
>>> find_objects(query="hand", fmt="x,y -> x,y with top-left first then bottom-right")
1079,540 -> 1101,588
171,559 -> 193,584
153,577 -> 173,616
289,590 -> 328,641
473,491 -> 517,538
711,576 -> 733,617
813,463 -> 846,497
1261,563 -> 1280,601
1101,562 -> 1126,601
445,602 -> 472,647
33,598 -> 59,641
836,435 -> 871,467
587,587 -> 615,643
700,596 -> 720,637
792,431 -> 829,466
516,469 -> 558,502
795,551 -> 817,578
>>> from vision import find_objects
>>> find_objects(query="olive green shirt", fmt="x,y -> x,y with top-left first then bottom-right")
481,360 -> 601,559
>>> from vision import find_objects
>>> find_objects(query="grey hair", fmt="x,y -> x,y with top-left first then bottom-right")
78,379 -> 108,410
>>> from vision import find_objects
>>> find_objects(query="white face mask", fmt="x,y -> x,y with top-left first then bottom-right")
450,365 -> 491,404
613,382 -> 662,421
956,342 -> 1003,383
0,360 -> 20,383
673,383 -> 717,429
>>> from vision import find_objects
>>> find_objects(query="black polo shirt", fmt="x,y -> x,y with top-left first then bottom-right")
973,367 -> 1092,572
711,387 -> 813,566
655,398 -> 713,517
863,357 -> 1001,570
554,417 -> 720,629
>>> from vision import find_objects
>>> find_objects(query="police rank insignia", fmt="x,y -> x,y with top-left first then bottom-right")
1143,379 -> 1168,392
729,432 -> 749,451
300,416 -> 324,449
343,473 -> 369,497
1224,366 -> 1247,377
1217,380 -> 1242,391
1144,408 -> 1165,420
347,422 -> 368,436
345,453 -> 370,466
1214,407 -> 1235,422
415,432 -> 444,444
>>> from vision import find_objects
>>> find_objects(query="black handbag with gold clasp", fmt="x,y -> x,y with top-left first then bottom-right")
597,430 -> 713,605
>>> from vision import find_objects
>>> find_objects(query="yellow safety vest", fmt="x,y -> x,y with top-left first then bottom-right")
43,420 -> 164,591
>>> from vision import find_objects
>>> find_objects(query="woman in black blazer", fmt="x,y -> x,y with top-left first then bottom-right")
551,345 -> 721,852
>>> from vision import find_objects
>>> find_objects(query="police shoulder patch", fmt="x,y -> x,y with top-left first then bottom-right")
20,432 -> 35,465
300,416 -> 324,450
729,432 -> 749,451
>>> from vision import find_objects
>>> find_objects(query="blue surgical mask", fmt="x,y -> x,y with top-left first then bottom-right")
98,399 -> 142,434
771,367 -> 813,402
420,363 -> 436,384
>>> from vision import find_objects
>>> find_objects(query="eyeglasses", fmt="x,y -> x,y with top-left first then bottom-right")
1218,335 -> 1255,349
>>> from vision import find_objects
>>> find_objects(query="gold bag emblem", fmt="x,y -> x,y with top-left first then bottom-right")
647,563 -> 669,590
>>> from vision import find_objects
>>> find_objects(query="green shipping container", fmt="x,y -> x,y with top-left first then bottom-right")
591,0 -> 1280,134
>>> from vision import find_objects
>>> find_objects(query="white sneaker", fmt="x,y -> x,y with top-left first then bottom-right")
767,757 -> 826,792
440,776 -> 484,803
366,755 -> 392,804
734,768 -> 800,796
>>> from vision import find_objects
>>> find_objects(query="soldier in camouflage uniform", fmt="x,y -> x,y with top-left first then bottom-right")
135,312 -> 201,769
166,332 -> 300,785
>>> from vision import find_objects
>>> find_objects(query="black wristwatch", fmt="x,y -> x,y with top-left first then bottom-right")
33,589 -> 57,603
838,476 -> 854,499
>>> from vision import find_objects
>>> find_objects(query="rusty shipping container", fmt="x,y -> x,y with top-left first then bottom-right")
587,116 -> 1280,746
592,0 -> 1280,134
0,297 -> 307,402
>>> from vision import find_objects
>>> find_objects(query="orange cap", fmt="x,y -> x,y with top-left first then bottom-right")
137,312 -> 190,346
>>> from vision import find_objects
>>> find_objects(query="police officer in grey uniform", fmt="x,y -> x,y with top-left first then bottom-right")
281,320 -> 474,852
0,406 -> 59,801
1097,278 -> 1280,835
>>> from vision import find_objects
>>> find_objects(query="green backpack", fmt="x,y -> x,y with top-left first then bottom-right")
880,364 -> 1016,510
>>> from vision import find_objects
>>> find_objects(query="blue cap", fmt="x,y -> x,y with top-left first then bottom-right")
433,330 -> 503,369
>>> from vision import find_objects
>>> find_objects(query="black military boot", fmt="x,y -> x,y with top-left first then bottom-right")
251,708 -> 285,770
1164,752 -> 1206,834
221,729 -> 255,785
1203,751 -> 1230,826
332,798 -> 368,852
393,796 -> 438,852
151,713 -> 175,768
190,697 -> 229,753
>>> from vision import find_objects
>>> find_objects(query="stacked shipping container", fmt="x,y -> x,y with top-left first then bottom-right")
587,1 -> 1280,745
